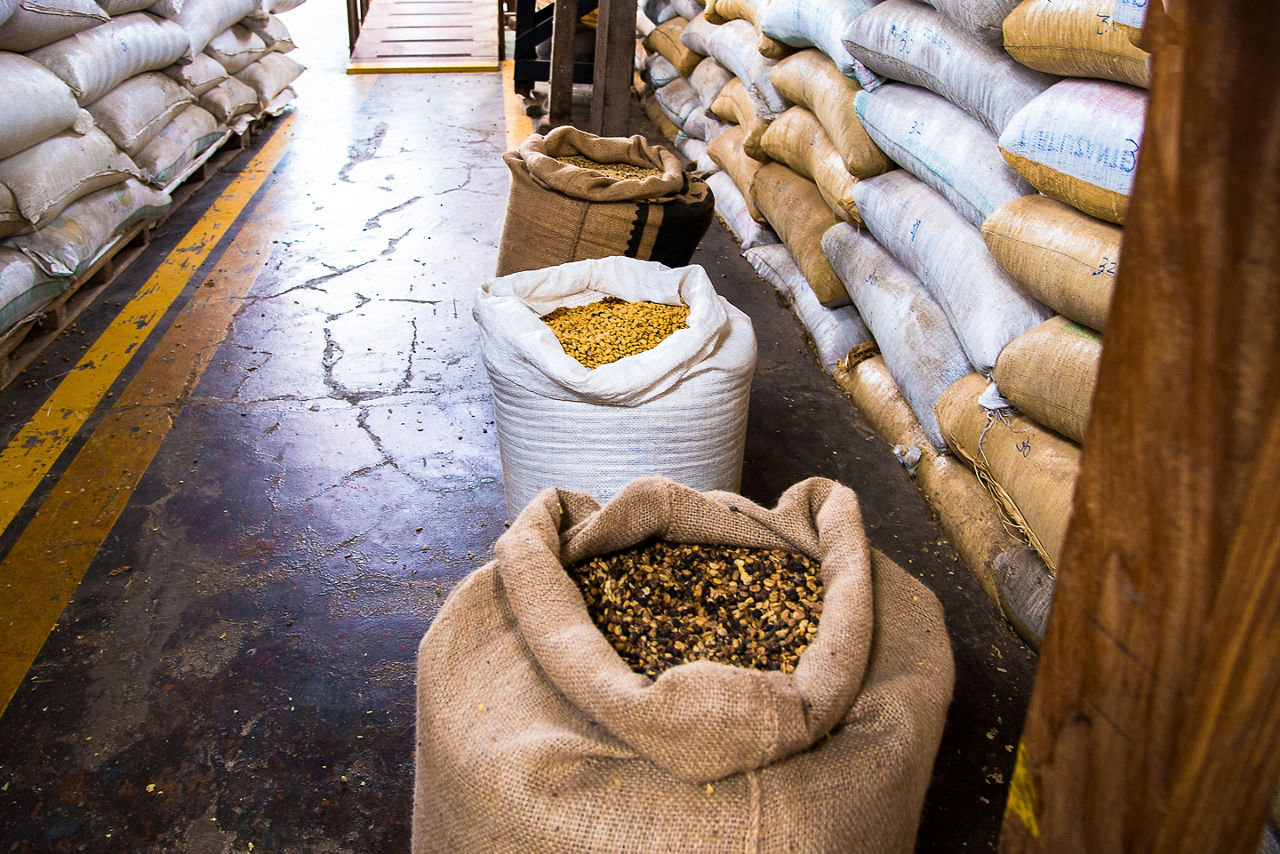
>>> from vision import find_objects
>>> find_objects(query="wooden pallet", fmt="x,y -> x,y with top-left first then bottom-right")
0,117 -> 269,391
348,0 -> 500,73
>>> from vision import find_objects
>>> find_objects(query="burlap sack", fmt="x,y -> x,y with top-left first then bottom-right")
981,194 -> 1121,332
706,18 -> 789,119
993,315 -> 1102,444
750,162 -> 847,307
707,124 -> 767,222
645,15 -> 701,77
413,476 -> 954,853
936,373 -> 1081,572
709,76 -> 772,160
495,127 -> 714,276
1003,0 -> 1150,88
769,49 -> 893,179
760,106 -> 860,224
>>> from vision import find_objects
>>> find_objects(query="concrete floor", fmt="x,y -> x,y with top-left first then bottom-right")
0,6 -> 1035,851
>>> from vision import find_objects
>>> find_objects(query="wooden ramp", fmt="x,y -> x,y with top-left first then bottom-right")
348,0 -> 499,74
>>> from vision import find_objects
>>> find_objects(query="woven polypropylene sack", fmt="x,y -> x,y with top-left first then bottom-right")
998,78 -> 1147,225
0,247 -> 66,337
233,51 -> 303,105
6,178 -> 170,277
1003,0 -> 1150,88
475,257 -> 755,518
852,169 -> 1051,374
203,23 -> 269,73
981,194 -> 1120,332
843,0 -> 1056,134
704,170 -> 779,250
645,15 -> 701,77
760,107 -> 860,224
750,162 -> 846,307
645,52 -> 680,88
0,0 -> 18,24
655,77 -> 702,126
413,476 -> 954,853
198,75 -> 258,122
678,10 -> 717,55
496,128 -> 714,276
706,19 -> 789,119
758,0 -> 878,85
86,71 -> 193,157
163,52 -> 227,95
26,13 -> 191,106
917,0 -> 1018,44
0,183 -> 23,239
0,0 -> 106,53
769,49 -> 893,178
936,373 -> 1080,571
689,55 -> 733,107
823,223 -> 971,450
743,242 -> 873,373
99,0 -> 154,14
853,83 -> 1033,228
171,0 -> 258,62
133,103 -> 223,187
0,53 -> 81,162
0,126 -> 139,231
993,315 -> 1101,444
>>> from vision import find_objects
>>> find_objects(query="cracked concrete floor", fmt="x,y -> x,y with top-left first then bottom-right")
0,3 -> 1036,851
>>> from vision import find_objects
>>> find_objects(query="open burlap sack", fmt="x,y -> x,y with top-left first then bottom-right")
414,477 -> 954,853
496,126 -> 714,276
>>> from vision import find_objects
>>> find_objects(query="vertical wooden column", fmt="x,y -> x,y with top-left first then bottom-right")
589,0 -> 638,137
548,0 -> 578,127
1000,1 -> 1280,851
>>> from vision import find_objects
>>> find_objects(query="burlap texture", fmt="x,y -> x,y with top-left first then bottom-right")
644,16 -> 701,77
710,76 -> 773,160
1002,0 -> 1150,88
413,477 -> 954,853
761,106 -> 860,224
496,128 -> 714,276
750,163 -> 847,307
707,124 -> 768,222
769,49 -> 894,178
994,315 -> 1102,444
981,194 -> 1120,332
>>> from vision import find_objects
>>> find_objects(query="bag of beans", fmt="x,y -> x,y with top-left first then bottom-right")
853,83 -> 1033,228
0,247 -> 65,338
0,0 -> 106,53
169,0 -> 258,63
1,183 -> 23,239
750,163 -> 847,307
413,476 -> 954,853
645,52 -> 680,88
981,194 -> 1120,332
203,22 -> 269,73
655,77 -> 702,126
496,128 -> 714,277
0,126 -> 139,232
132,103 -> 223,187
917,0 -> 1019,44
0,0 -> 17,25
760,107 -> 860,224
758,0 -> 881,88
645,15 -> 701,77
677,9 -> 717,56
704,170 -> 780,250
86,71 -> 193,157
689,55 -> 733,107
0,52 -> 83,162
1003,0 -> 1150,88
233,50 -> 303,106
705,19 -> 789,119
475,256 -> 755,517
707,124 -> 767,222
993,315 -> 1101,444
163,52 -> 228,96
709,76 -> 772,160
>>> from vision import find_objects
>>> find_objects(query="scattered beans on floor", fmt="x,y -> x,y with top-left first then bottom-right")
565,540 -> 824,678
542,297 -> 690,368
554,154 -> 666,181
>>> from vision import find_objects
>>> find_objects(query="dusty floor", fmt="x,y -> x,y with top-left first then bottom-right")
0,5 -> 1035,851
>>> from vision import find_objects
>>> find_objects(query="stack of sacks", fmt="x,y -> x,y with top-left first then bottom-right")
702,0 -> 791,59
758,0 -> 883,89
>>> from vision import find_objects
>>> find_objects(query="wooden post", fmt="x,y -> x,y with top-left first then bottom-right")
1000,1 -> 1280,851
548,0 -> 577,127
589,0 -> 638,137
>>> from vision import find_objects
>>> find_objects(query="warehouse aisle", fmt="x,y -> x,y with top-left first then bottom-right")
0,3 -> 1033,850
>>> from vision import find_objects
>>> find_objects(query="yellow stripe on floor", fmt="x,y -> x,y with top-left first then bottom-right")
0,116 -> 295,543
0,207 -> 287,715
502,59 -> 533,152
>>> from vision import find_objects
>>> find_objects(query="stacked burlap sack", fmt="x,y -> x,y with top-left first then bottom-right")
627,0 -> 1150,647
0,0 -> 306,342
414,476 -> 954,852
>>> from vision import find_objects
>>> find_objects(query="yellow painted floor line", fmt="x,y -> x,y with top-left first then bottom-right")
0,205 -> 286,714
502,59 -> 533,152
0,115 -> 295,543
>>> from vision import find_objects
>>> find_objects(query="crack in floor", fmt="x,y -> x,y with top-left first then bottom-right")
363,196 -> 422,231
338,122 -> 389,184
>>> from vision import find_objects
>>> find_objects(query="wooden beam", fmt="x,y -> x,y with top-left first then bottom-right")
589,0 -> 637,137
548,0 -> 577,127
1000,1 -> 1280,852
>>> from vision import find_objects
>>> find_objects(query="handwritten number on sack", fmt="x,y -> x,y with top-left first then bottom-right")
1093,256 -> 1119,277
1095,13 -> 1116,34
909,121 -> 923,137
909,219 -> 921,243
1016,438 -> 1032,458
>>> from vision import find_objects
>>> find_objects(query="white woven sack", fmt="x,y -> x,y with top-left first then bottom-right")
744,242 -> 872,374
0,0 -> 107,52
232,50 -> 302,104
99,0 -> 154,14
475,256 -> 757,519
822,222 -> 971,448
0,52 -> 82,161
4,177 -> 169,276
758,0 -> 881,89
86,70 -> 193,156
706,170 -> 780,250
162,51 -> 225,94
852,169 -> 1051,375
854,83 -> 1033,228
1,247 -> 63,336
27,13 -> 190,106
171,0 -> 257,61
133,103 -> 222,186
645,52 -> 679,87
642,0 -> 678,24
259,0 -> 303,15
678,10 -> 716,55
843,0 -> 1056,134
203,22 -> 268,72
241,13 -> 292,51
199,74 -> 257,121
689,56 -> 733,107
706,18 -> 789,119
1,184 -> 23,239
674,136 -> 713,172
1111,0 -> 1146,28
262,84 -> 293,116
0,0 -> 19,25
918,0 -> 1019,44
636,6 -> 657,37
655,77 -> 702,126
670,0 -> 702,19
997,78 -> 1146,222
0,126 -> 140,231
688,106 -> 732,142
